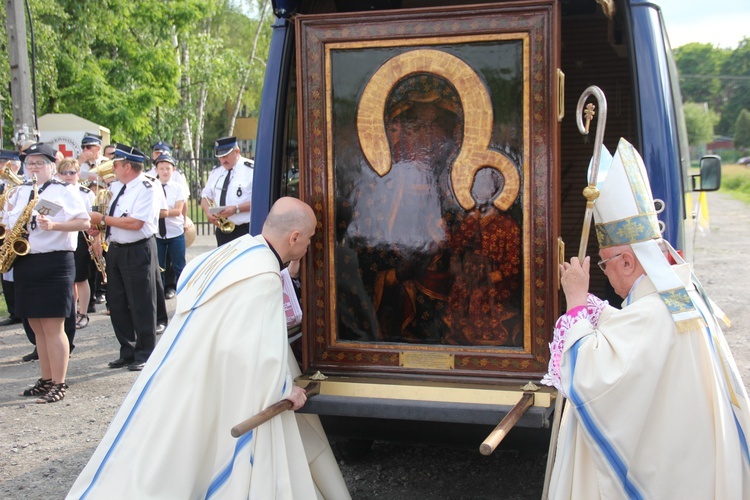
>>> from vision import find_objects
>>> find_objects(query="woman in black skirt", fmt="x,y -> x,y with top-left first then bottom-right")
5,144 -> 90,403
56,159 -> 96,329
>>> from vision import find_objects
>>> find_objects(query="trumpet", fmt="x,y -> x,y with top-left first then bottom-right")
207,198 -> 236,234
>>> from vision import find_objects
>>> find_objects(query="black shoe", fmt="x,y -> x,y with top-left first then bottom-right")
22,348 -> 39,362
165,288 -> 176,299
127,361 -> 146,371
87,304 -> 97,314
95,294 -> 106,304
0,316 -> 22,326
156,323 -> 166,335
108,357 -> 134,368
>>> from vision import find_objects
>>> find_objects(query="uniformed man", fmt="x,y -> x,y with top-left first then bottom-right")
0,149 -> 23,327
200,136 -> 253,246
147,141 -> 189,300
88,144 -> 167,371
77,133 -> 106,182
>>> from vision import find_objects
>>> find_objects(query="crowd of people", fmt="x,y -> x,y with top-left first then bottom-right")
0,133 -> 256,402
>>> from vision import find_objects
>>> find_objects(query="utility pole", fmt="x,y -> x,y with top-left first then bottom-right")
5,0 -> 37,147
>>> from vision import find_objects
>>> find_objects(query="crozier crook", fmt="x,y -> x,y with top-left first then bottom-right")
356,49 -> 520,211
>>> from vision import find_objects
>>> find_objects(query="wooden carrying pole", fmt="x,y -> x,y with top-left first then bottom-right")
231,382 -> 320,438
479,392 -> 534,455
541,86 -> 607,500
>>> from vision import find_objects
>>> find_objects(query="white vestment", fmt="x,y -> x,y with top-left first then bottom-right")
550,264 -> 750,500
68,235 -> 348,499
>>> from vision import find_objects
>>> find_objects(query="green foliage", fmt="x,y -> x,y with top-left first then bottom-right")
1,0 -> 272,149
735,109 -> 750,151
718,38 -> 750,135
683,102 -> 718,146
674,43 -> 729,108
721,165 -> 750,204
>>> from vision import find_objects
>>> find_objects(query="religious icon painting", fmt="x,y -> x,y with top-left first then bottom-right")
296,2 -> 559,378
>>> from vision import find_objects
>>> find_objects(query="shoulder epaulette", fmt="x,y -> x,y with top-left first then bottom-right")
244,160 -> 254,169
51,178 -> 66,185
142,179 -> 153,188
79,185 -> 91,194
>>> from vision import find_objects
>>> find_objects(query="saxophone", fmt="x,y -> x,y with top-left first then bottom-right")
0,166 -> 25,239
0,175 -> 38,273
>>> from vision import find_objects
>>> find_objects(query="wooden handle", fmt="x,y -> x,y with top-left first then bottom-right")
479,393 -> 534,456
230,382 -> 320,438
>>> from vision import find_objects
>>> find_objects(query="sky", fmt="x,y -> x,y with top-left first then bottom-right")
658,0 -> 749,49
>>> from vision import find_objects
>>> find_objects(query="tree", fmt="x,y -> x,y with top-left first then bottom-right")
735,109 -> 750,151
674,43 -> 729,110
718,37 -> 750,135
683,102 -> 717,146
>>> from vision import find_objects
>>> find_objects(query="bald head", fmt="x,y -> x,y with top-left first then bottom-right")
262,197 -> 316,263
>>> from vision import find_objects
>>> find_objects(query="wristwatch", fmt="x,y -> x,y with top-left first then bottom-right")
235,205 -> 241,215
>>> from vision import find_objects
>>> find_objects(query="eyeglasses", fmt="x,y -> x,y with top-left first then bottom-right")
597,253 -> 623,272
25,161 -> 50,168
59,170 -> 78,176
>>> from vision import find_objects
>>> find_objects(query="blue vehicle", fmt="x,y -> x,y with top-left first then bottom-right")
250,0 -> 719,450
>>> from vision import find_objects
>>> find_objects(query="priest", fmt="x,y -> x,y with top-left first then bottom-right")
68,197 -> 349,499
543,139 -> 750,499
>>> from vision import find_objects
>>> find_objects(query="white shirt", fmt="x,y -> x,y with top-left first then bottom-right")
156,178 -> 186,239
106,174 -> 166,244
201,156 -> 254,225
145,167 -> 190,200
80,155 -> 107,182
3,179 -> 89,253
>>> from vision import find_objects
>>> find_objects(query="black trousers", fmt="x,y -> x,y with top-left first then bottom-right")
215,223 -> 249,247
106,237 -> 158,363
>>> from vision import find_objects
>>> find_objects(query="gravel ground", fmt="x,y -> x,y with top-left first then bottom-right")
0,191 -> 748,499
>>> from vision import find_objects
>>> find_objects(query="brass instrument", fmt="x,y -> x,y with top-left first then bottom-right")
0,175 -> 38,273
84,232 -> 107,283
0,166 -> 25,239
88,160 -> 115,183
207,198 -> 236,234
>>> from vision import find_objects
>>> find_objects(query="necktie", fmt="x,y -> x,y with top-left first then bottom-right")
159,184 -> 167,238
219,170 -> 231,206
105,184 -> 126,240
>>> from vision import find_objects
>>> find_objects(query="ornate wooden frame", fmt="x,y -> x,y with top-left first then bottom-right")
296,1 -> 558,379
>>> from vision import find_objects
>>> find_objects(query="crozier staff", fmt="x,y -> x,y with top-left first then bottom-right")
8,143 -> 90,404
542,139 -> 750,499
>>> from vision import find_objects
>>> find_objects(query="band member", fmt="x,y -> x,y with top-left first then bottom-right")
0,149 -> 24,327
77,133 -> 106,182
200,136 -> 253,246
56,159 -> 96,329
88,144 -> 167,371
154,153 -> 187,292
9,143 -> 90,403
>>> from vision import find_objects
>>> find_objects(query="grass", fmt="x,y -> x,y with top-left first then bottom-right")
720,163 -> 750,204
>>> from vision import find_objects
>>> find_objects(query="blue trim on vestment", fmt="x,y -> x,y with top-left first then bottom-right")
205,430 -> 255,499
696,305 -> 750,467
567,340 -> 645,500
78,243 -> 266,499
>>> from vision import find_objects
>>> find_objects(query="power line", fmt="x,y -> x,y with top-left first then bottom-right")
680,74 -> 750,81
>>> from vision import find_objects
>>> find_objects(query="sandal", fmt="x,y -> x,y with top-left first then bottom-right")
36,382 -> 68,404
75,313 -> 89,329
20,378 -> 52,397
